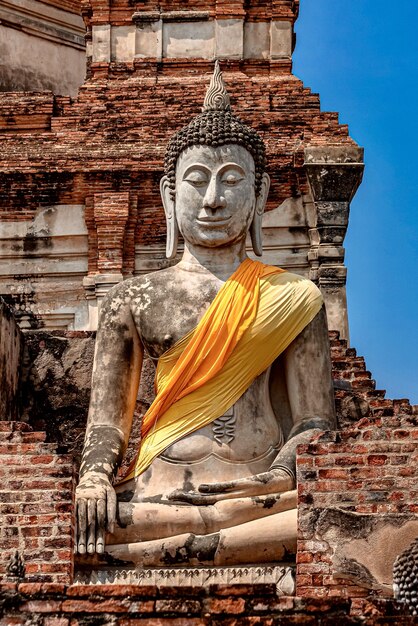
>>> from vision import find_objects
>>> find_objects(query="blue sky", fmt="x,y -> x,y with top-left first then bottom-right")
292,0 -> 418,403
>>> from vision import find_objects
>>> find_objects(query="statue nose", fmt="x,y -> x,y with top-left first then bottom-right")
203,179 -> 226,210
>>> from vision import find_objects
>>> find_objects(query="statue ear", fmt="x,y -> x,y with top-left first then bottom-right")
160,175 -> 179,260
250,172 -> 270,257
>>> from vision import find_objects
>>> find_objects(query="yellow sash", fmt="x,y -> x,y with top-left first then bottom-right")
121,259 -> 322,482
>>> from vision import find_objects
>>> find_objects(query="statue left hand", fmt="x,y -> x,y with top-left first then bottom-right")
168,468 -> 294,505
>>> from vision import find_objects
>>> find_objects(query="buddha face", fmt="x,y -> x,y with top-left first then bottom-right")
173,144 -> 257,248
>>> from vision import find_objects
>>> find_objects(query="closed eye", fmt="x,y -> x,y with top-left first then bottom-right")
222,175 -> 244,186
184,173 -> 208,187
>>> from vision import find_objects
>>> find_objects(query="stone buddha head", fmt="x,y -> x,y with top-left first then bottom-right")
161,62 -> 271,259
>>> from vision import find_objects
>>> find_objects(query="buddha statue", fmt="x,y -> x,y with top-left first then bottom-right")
75,63 -> 336,568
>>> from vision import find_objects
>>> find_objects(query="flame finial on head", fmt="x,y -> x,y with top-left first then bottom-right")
202,60 -> 231,112
165,60 -> 266,199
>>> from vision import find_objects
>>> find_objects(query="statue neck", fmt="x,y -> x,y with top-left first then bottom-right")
180,240 -> 248,282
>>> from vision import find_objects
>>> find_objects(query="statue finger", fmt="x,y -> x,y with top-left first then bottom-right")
199,480 -> 238,494
96,498 -> 106,554
168,490 -> 217,506
76,498 -> 87,554
106,488 -> 117,534
87,499 -> 96,554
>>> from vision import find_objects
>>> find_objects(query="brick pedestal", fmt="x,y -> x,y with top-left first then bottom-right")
0,582 -> 413,625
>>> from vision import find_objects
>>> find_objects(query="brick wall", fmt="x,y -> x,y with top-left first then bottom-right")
0,422 -> 75,584
84,0 -> 300,27
297,332 -> 418,610
0,74 -> 352,227
0,0 -> 361,331
0,582 -> 413,625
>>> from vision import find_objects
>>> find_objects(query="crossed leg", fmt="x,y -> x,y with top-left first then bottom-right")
106,491 -> 297,567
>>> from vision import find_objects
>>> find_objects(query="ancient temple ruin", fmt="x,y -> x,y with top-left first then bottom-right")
0,0 -> 417,623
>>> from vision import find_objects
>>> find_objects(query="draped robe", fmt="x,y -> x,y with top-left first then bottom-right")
120,259 -> 323,483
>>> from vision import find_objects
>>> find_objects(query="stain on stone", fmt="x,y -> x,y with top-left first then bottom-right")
253,473 -> 271,484
141,466 -> 152,485
161,532 -> 220,565
116,490 -> 134,503
116,502 -> 133,528
103,552 -> 134,567
23,232 -> 52,254
253,495 -> 279,509
336,556 -> 377,588
183,468 -> 195,493
316,508 -> 417,540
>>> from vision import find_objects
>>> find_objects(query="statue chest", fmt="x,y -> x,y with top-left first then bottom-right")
134,284 -> 222,359
132,265 -> 289,359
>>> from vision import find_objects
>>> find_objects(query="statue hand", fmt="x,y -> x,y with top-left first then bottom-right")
168,468 -> 294,505
75,471 -> 117,555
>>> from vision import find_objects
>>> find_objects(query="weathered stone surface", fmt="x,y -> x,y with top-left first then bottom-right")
21,331 -> 95,461
0,298 -> 23,421
297,340 -> 417,606
307,509 -> 418,593
20,328 -> 155,468
304,147 -> 364,340
71,66 -> 336,569
0,0 -> 85,96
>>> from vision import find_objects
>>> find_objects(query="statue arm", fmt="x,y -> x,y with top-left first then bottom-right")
75,284 -> 143,554
270,305 -> 336,480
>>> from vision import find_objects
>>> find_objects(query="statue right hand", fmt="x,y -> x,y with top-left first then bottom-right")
75,471 -> 117,555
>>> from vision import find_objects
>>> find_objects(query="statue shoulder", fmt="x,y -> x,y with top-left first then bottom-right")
99,267 -> 183,322
270,271 -> 323,305
103,268 -> 175,303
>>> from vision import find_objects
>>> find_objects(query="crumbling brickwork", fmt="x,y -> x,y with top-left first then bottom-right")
297,332 -> 418,612
0,422 -> 75,584
0,582 -> 414,625
0,323 -> 417,613
1,0 -> 412,617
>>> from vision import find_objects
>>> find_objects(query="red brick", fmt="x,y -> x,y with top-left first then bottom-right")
367,455 -> 388,466
118,616 -> 207,626
61,599 -> 130,613
155,599 -> 200,613
20,601 -> 62,613
66,584 -> 155,597
204,597 -> 245,614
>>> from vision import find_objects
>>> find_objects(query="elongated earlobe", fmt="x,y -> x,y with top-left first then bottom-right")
250,172 -> 270,257
160,176 -> 179,259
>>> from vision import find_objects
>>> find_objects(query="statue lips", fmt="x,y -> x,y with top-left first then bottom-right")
196,216 -> 232,228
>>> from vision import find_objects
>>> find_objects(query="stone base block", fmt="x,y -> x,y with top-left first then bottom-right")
75,564 -> 296,595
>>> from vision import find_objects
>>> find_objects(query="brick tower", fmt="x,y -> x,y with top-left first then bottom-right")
0,0 -> 363,339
